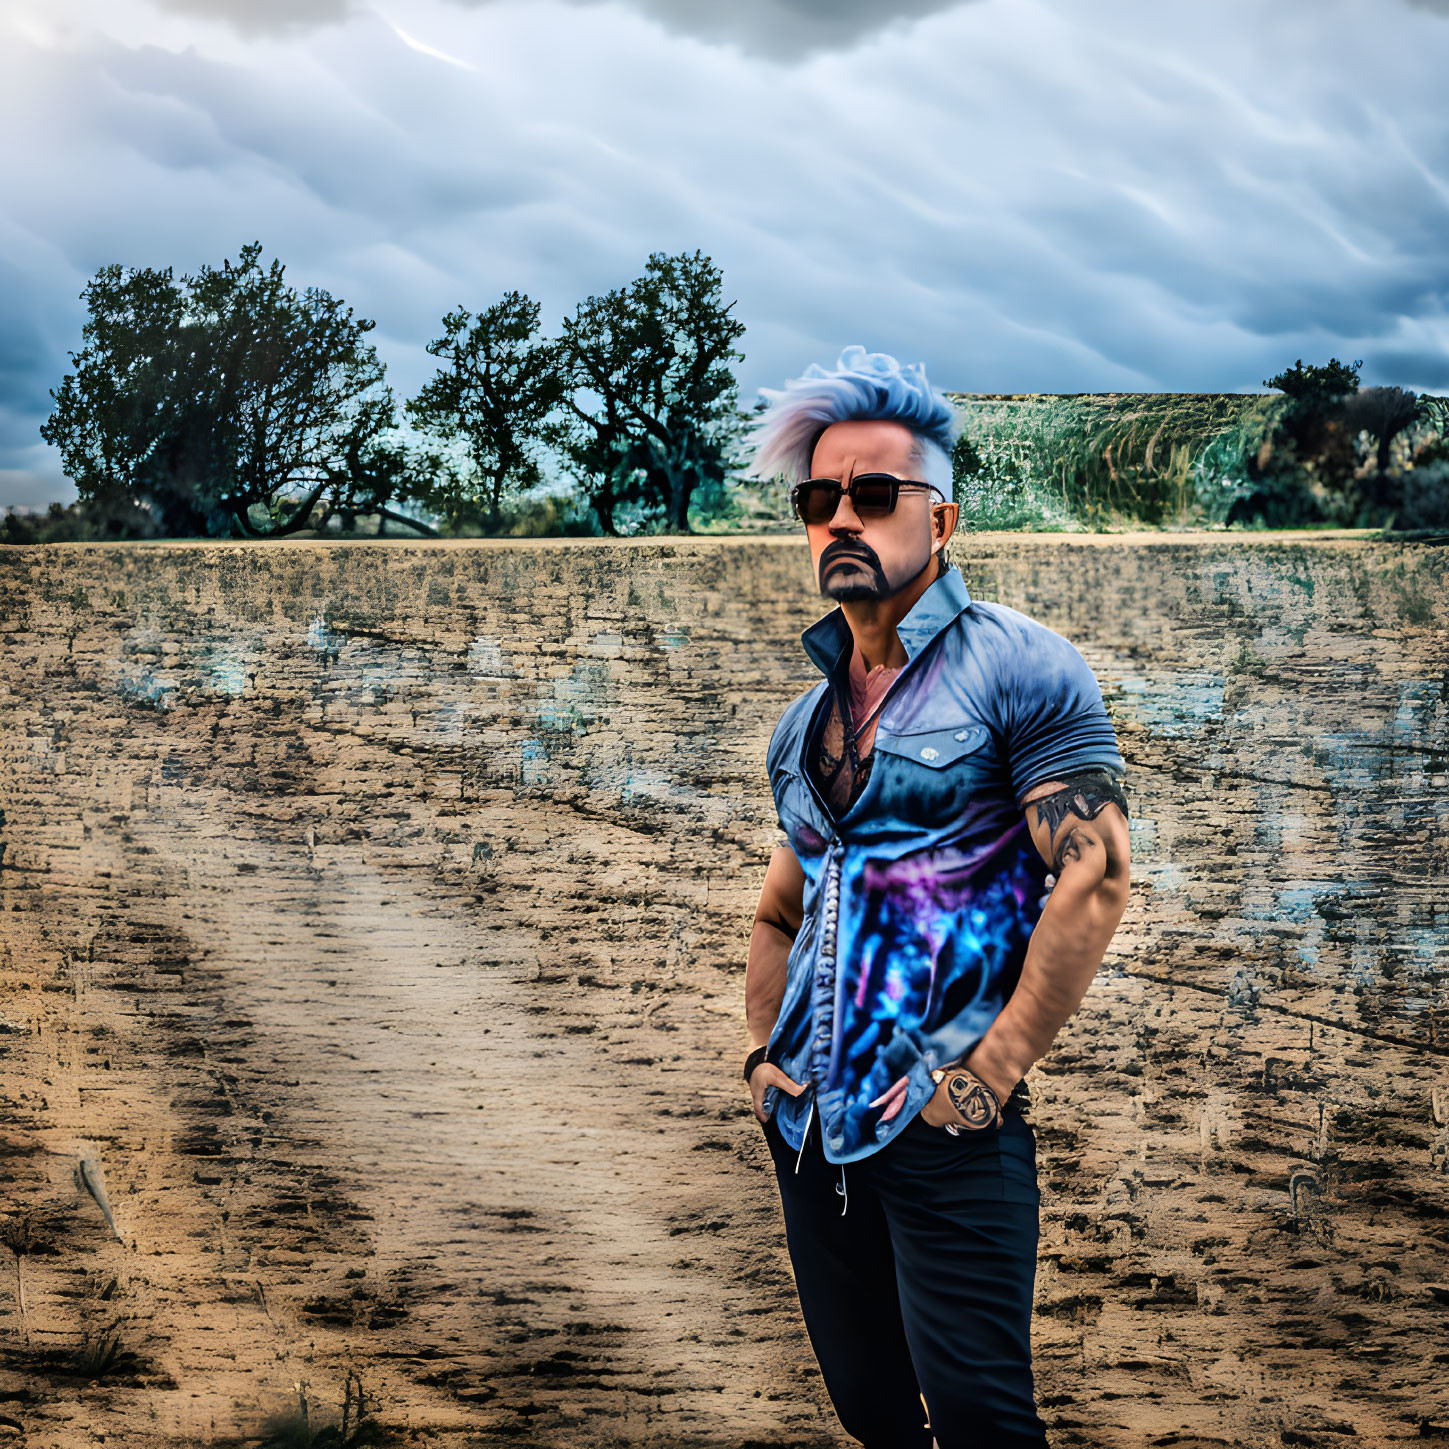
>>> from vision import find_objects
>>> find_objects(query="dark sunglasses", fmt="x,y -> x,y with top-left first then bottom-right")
790,473 -> 941,526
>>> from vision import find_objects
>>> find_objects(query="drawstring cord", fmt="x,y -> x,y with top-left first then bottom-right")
791,1095 -> 847,1215
794,1098 -> 814,1175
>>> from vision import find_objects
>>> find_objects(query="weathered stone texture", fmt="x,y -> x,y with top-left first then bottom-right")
0,533 -> 1446,1448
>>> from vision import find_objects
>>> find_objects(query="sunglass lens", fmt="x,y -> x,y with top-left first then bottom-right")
798,483 -> 838,525
852,478 -> 895,515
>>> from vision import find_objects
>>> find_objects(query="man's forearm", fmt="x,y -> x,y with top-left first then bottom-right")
963,868 -> 1130,1093
745,918 -> 794,1051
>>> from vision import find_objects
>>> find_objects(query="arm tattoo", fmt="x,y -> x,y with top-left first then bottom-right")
944,1070 -> 1000,1128
1028,768 -> 1129,876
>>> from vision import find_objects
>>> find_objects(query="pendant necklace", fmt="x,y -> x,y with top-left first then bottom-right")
821,659 -> 894,796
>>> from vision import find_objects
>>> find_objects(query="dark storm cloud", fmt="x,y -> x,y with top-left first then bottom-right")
1366,348 -> 1449,389
4,0 -> 1449,511
152,0 -> 350,37
1021,185 -> 1445,345
536,0 -> 972,58
152,0 -> 972,57
0,236 -> 83,512
83,26 -> 544,225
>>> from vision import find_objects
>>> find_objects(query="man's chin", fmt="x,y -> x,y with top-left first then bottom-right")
821,558 -> 883,596
823,579 -> 890,602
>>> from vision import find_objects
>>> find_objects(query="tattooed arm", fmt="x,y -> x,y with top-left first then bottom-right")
954,768 -> 1132,1104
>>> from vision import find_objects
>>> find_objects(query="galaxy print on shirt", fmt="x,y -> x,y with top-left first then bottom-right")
824,828 -> 1050,1156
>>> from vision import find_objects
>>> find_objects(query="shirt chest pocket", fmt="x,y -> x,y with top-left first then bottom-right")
873,722 -> 992,769
870,722 -> 999,825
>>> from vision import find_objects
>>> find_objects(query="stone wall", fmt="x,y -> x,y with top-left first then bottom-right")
1,533 -> 1446,1449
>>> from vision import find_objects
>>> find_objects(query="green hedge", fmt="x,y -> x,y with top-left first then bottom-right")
946,392 -> 1290,530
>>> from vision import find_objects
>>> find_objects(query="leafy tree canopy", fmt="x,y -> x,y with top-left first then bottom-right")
1262,356 -> 1362,409
406,291 -> 564,532
41,242 -> 402,537
555,249 -> 746,534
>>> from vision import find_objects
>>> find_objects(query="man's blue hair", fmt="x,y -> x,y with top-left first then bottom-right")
748,345 -> 963,494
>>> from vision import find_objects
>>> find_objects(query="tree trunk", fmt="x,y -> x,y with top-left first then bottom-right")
668,471 -> 692,534
589,483 -> 618,536
376,507 -> 438,538
230,507 -> 270,539
488,471 -> 505,535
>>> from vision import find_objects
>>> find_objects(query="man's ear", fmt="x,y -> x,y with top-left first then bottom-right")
932,500 -> 957,548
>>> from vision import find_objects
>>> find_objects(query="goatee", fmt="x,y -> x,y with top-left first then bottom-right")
820,541 -> 889,599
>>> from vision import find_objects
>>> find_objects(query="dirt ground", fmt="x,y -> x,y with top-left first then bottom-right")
1,534 -> 1447,1448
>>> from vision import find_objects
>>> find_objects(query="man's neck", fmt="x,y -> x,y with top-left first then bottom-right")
838,558 -> 941,672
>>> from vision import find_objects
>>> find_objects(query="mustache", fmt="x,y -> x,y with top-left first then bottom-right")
820,538 -> 881,569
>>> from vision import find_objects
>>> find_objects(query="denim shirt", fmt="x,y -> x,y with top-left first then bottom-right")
762,562 -> 1127,1164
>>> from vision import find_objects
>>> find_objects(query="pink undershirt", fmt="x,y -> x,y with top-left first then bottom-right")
846,638 -> 903,757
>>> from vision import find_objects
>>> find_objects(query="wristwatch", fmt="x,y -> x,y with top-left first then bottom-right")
930,1066 -> 1003,1134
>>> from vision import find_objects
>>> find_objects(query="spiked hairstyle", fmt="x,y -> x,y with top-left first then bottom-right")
748,345 -> 963,496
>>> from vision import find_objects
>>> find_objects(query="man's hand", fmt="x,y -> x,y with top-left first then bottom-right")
868,1073 -> 912,1121
866,1059 -> 1012,1132
749,1059 -> 807,1124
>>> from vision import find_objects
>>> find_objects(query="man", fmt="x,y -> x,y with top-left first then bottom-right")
743,347 -> 1131,1449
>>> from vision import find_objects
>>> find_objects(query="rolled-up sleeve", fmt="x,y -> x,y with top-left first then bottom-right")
1000,622 -> 1125,805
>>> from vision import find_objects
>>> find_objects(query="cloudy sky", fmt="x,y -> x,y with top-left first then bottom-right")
3,0 -> 1448,510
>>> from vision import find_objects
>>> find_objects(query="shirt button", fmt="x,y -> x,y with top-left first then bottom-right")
920,746 -> 939,760
953,729 -> 971,740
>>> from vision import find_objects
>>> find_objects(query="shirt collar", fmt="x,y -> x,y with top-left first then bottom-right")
800,562 -> 973,677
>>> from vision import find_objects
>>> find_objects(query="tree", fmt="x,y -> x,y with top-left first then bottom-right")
315,402 -> 440,537
1244,356 -> 1364,522
1344,385 -> 1422,478
405,292 -> 565,532
40,262 -> 221,536
543,417 -> 650,537
1263,357 -> 1362,408
41,243 -> 406,538
951,434 -> 984,489
386,441 -> 495,537
557,250 -> 746,534
187,244 -> 399,536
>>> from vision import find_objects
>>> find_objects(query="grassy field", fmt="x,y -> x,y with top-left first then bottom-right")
944,391 -> 1291,531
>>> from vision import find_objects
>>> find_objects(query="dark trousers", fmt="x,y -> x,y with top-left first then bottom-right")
760,1093 -> 1050,1449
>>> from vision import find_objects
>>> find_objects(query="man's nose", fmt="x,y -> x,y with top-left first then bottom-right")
828,492 -> 863,530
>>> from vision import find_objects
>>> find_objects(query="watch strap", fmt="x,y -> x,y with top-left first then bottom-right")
744,1044 -> 770,1085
